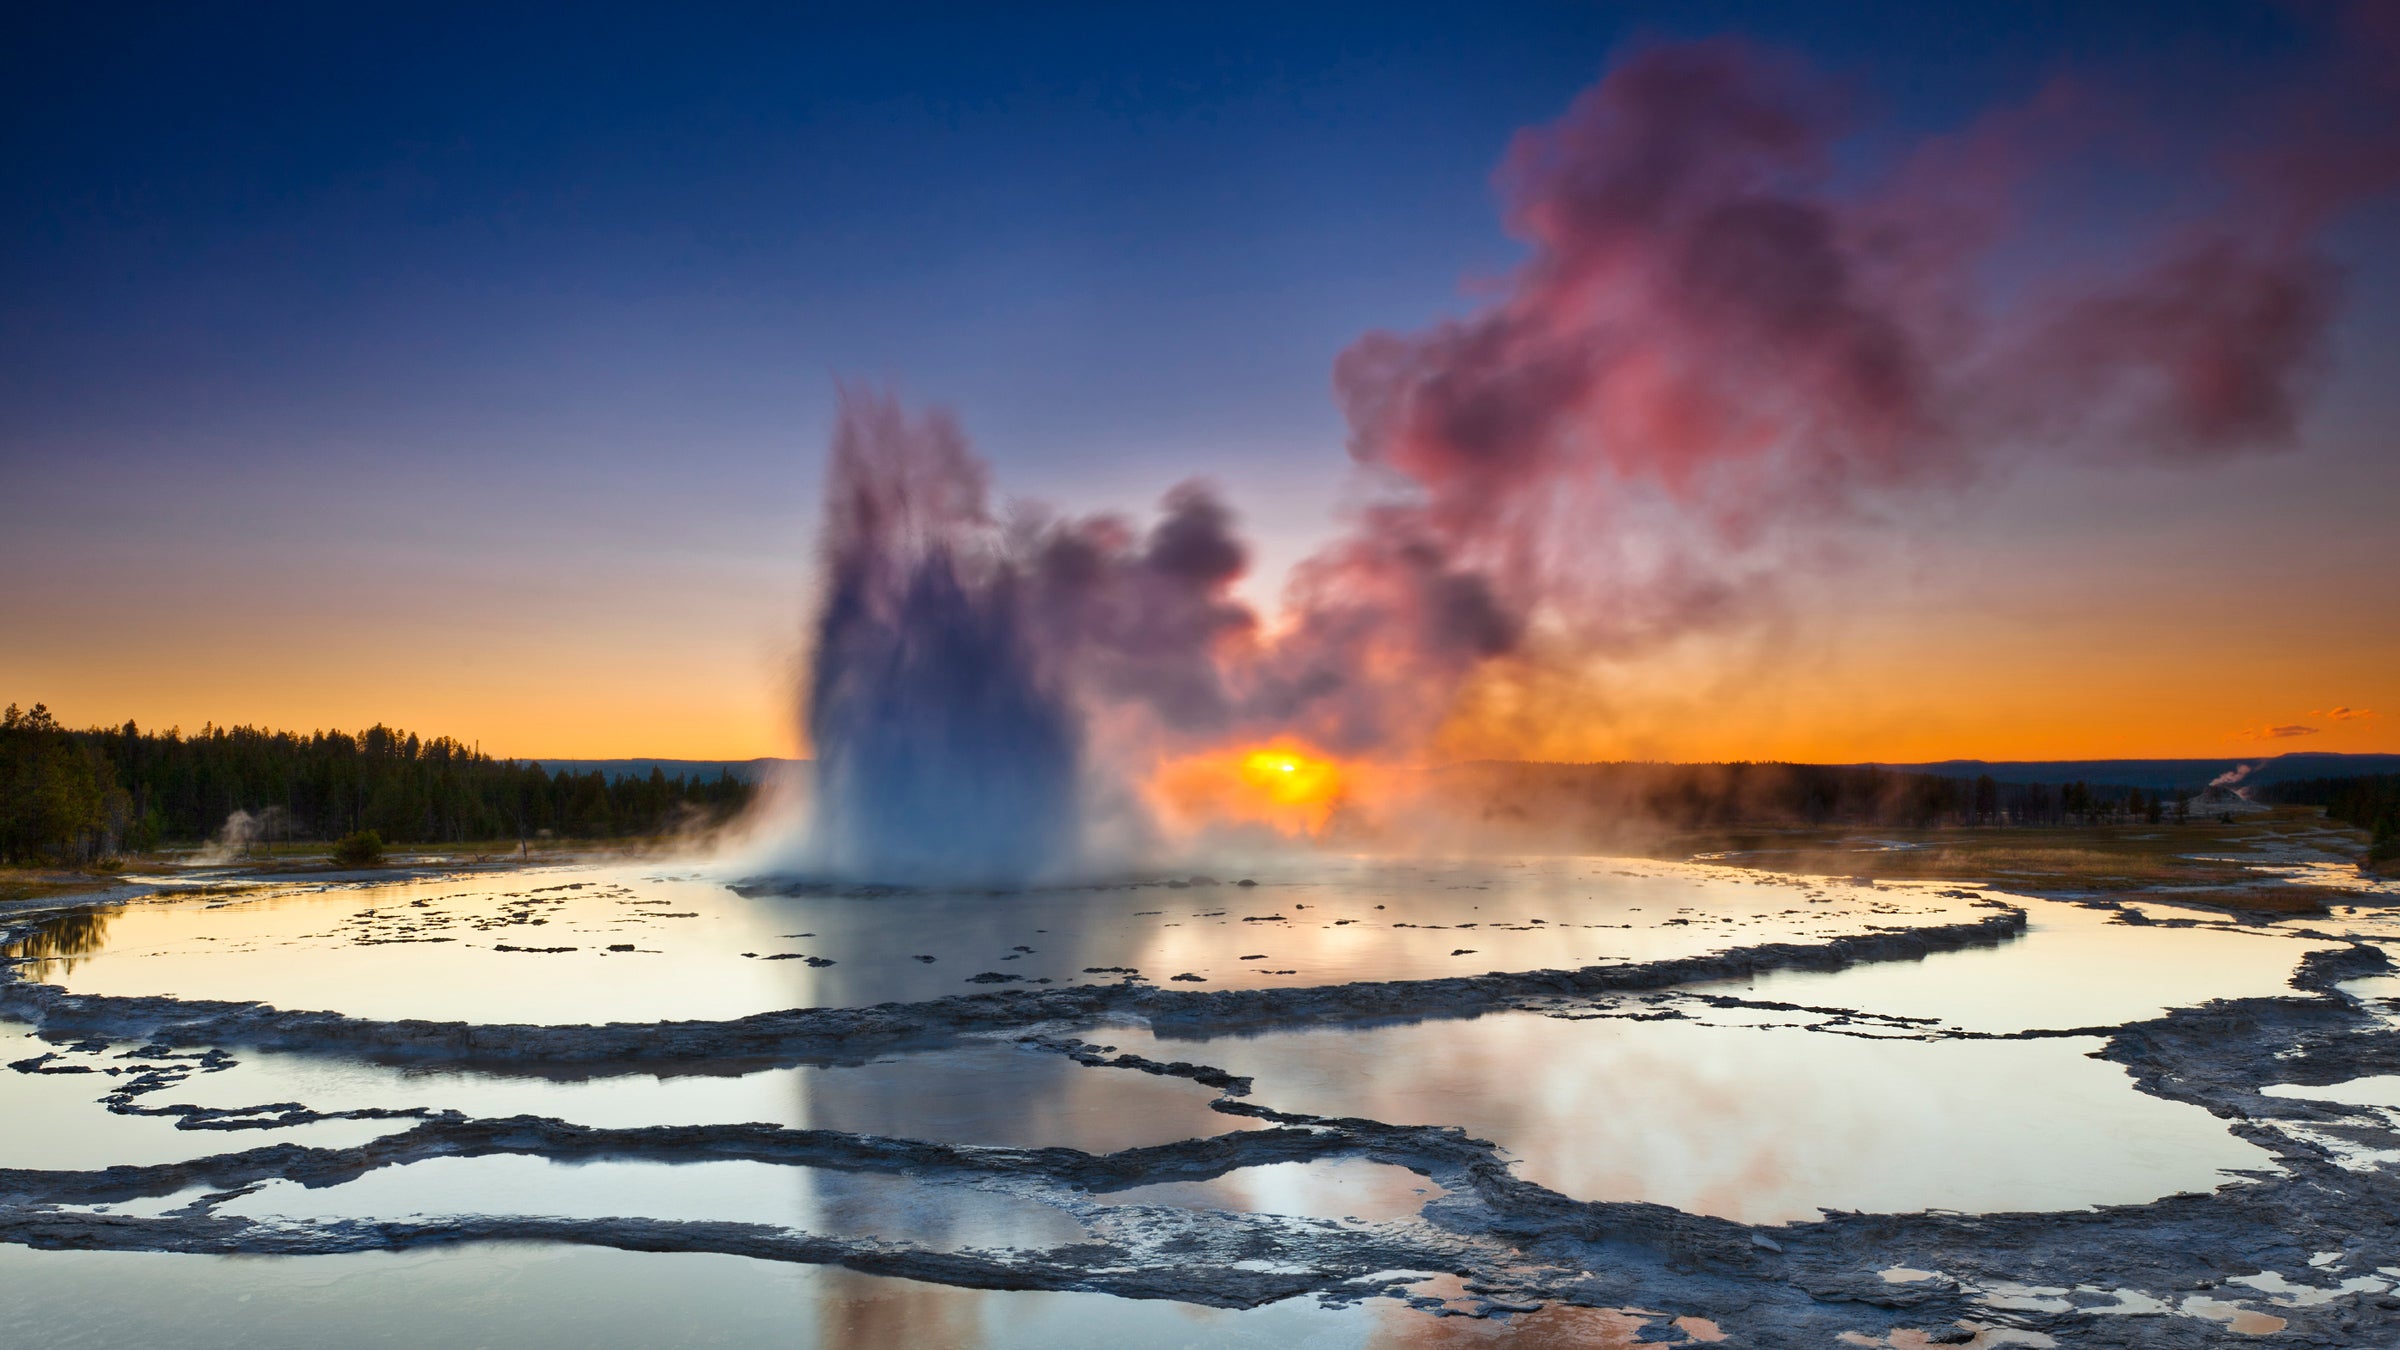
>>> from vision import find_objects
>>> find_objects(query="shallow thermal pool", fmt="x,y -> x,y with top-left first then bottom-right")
100,1032 -> 1263,1154
215,1155 -> 1093,1250
1138,1011 -> 2274,1225
4,855 -> 1988,1024
0,1245 -> 1411,1350
0,1021 -> 402,1170
1701,896 -> 2342,1033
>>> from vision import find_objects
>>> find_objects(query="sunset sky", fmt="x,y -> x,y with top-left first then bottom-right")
5,2 -> 2395,762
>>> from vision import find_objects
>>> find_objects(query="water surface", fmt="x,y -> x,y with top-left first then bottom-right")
9,857 -> 1987,1024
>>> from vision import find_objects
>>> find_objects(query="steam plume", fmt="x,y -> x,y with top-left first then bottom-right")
1327,32 -> 2395,671
802,393 -> 1271,881
796,18 -> 2395,881
192,806 -> 288,866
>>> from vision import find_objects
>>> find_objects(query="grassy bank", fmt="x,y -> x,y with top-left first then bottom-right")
1668,807 -> 2373,912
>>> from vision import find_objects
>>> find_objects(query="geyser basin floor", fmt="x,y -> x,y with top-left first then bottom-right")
6,856 -> 1992,1024
7,855 -> 2400,1345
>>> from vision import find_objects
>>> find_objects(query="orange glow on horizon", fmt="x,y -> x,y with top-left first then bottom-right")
7,520 -> 2393,764
1155,739 -> 1354,836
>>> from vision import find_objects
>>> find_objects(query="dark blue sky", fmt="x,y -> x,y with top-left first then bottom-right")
1,2 -> 2325,498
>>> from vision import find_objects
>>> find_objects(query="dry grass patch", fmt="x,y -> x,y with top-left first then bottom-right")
1668,808 -> 2372,897
0,868 -> 120,906
2159,888 -> 2342,915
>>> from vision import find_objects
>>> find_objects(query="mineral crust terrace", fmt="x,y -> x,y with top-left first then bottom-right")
6,888 -> 2400,1346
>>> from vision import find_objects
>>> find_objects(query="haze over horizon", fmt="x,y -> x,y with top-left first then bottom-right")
6,2 -> 2396,763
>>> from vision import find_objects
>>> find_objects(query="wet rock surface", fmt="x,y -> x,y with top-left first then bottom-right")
4,875 -> 2400,1344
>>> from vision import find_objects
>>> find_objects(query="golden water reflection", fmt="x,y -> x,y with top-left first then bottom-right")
4,907 -> 114,975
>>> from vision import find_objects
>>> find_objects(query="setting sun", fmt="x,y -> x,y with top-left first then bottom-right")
1156,740 -> 1353,836
1238,745 -> 1344,808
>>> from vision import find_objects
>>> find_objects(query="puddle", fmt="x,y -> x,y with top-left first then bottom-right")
215,1155 -> 1089,1250
2262,1074 -> 2400,1110
1143,1012 -> 2273,1223
2229,1269 -> 2393,1305
1098,1158 -> 1441,1223
2182,1294 -> 2288,1335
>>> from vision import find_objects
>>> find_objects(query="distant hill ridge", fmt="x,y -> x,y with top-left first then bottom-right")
534,752 -> 2400,791
1855,752 -> 2400,790
532,757 -> 797,784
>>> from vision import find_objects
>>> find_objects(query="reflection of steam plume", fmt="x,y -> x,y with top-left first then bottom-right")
799,17 -> 2395,879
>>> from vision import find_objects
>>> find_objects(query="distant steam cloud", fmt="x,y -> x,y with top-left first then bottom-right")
191,806 -> 289,866
794,13 -> 2396,883
2209,764 -> 2254,789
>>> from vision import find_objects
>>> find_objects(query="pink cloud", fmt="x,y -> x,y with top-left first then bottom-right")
1320,21 -> 2398,720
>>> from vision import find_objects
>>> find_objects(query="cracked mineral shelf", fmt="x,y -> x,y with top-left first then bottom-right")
0,1021 -> 407,1171
9,853 -> 2397,1344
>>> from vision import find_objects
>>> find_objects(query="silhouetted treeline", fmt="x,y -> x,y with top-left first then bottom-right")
1,703 -> 753,862
1432,761 -> 2178,840
1,704 -> 129,864
2266,774 -> 2400,864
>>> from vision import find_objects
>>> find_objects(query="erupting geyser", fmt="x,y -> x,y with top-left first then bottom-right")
805,394 -> 1083,885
